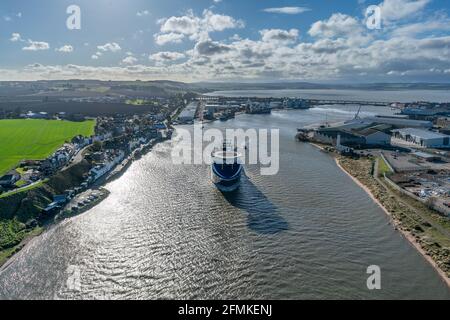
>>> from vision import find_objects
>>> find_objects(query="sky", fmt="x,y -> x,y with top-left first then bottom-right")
0,0 -> 450,83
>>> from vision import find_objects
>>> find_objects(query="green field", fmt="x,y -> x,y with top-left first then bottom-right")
0,119 -> 95,176
377,156 -> 393,176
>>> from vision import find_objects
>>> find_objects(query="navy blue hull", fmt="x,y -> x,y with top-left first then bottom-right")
211,163 -> 243,192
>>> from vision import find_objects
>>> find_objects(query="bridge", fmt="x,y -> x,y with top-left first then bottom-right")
198,95 -> 392,107
306,99 -> 390,107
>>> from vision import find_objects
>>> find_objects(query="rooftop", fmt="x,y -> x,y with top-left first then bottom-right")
392,128 -> 450,139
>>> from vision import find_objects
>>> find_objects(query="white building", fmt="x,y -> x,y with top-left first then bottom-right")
178,102 -> 198,123
89,150 -> 125,180
392,128 -> 450,148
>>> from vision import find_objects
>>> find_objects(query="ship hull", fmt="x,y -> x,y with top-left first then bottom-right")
211,163 -> 243,192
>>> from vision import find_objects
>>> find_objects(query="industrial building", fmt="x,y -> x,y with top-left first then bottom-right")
178,102 -> 198,123
362,116 -> 433,128
313,124 -> 391,147
392,128 -> 450,148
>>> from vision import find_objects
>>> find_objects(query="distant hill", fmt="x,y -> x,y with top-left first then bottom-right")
1,80 -> 450,99
191,82 -> 450,92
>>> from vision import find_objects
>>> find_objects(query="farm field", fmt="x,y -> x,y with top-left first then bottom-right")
0,119 -> 95,175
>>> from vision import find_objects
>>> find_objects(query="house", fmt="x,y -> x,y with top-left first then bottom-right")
89,150 -> 125,181
53,195 -> 68,204
153,123 -> 167,130
24,111 -> 50,119
0,171 -> 20,187
392,128 -> 450,148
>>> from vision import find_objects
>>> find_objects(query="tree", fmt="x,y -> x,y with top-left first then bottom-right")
91,140 -> 102,152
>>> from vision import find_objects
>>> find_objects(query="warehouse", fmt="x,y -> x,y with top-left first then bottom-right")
178,102 -> 198,123
352,126 -> 392,145
392,128 -> 450,148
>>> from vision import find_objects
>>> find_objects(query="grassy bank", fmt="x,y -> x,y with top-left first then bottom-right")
338,156 -> 450,282
0,219 -> 43,266
0,158 -> 93,267
0,179 -> 48,199
0,119 -> 95,175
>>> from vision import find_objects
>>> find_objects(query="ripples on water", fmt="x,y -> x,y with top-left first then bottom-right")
0,106 -> 449,299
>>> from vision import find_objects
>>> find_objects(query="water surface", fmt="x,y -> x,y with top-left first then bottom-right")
207,89 -> 450,103
0,105 -> 449,299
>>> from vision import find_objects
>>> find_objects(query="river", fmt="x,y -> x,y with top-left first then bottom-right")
0,103 -> 449,299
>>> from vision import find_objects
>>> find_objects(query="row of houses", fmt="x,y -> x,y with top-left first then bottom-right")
88,150 -> 125,181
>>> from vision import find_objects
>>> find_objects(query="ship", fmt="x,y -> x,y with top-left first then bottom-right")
211,142 -> 243,192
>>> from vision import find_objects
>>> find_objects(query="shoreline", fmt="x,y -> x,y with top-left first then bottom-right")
307,141 -> 450,287
334,156 -> 450,288
0,134 -> 172,270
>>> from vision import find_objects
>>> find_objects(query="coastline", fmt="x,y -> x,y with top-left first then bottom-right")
0,133 -> 172,269
334,156 -> 450,288
306,141 -> 450,287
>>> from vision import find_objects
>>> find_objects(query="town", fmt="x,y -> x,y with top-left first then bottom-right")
0,102 -> 178,216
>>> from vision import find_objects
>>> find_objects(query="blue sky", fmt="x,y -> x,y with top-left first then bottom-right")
1,0 -> 450,82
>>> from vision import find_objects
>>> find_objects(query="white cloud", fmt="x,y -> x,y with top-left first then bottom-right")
194,40 -> 232,56
263,7 -> 311,15
156,9 -> 244,43
56,45 -> 74,53
154,32 -> 185,45
202,9 -> 245,32
137,10 -> 150,17
122,56 -> 138,65
379,0 -> 430,22
10,33 -> 23,42
391,18 -> 450,37
97,42 -> 121,52
2,29 -> 449,83
160,14 -> 200,35
260,29 -> 299,43
308,13 -> 362,38
149,51 -> 186,62
22,40 -> 50,51
2,1 -> 449,83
